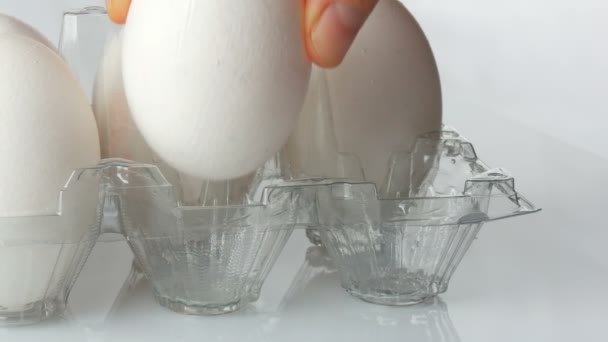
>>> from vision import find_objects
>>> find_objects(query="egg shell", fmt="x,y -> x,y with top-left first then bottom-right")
0,35 -> 100,310
123,0 -> 311,180
326,0 -> 443,188
93,30 -> 153,162
0,35 -> 100,217
0,13 -> 54,50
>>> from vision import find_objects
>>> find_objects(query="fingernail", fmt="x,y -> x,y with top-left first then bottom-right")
311,3 -> 367,68
106,0 -> 113,12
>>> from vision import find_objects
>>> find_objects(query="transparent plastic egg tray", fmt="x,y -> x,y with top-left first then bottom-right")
0,126 -> 539,325
0,6 -> 539,326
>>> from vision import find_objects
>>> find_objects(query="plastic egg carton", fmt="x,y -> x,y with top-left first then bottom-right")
90,127 -> 537,314
305,128 -> 540,305
0,5 -> 542,326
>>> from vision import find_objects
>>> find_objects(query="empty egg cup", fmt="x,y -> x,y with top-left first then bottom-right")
0,167 -> 104,326
305,128 -> 539,305
102,162 -> 300,315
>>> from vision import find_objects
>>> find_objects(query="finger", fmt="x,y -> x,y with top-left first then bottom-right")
107,0 -> 131,24
304,0 -> 378,68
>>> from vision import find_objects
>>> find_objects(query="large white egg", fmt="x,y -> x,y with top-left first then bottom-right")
0,13 -> 54,50
93,30 -> 153,162
326,0 -> 443,188
0,35 -> 100,311
0,35 -> 100,217
123,0 -> 311,180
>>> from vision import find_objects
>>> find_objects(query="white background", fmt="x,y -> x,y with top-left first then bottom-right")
0,1 -> 607,341
409,0 -> 608,159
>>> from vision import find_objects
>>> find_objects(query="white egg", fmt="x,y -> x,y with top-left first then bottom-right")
326,0 -> 443,188
93,31 -> 225,205
0,13 -> 54,50
0,35 -> 100,311
123,0 -> 311,180
0,35 -> 100,217
93,30 -> 153,162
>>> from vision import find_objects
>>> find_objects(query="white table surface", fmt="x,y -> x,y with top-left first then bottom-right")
2,113 -> 606,341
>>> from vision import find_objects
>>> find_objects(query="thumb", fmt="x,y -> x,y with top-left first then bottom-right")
305,0 -> 378,68
107,0 -> 131,24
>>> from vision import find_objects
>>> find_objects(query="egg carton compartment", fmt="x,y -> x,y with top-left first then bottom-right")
99,161 -> 301,315
0,167 -> 105,326
291,128 -> 540,306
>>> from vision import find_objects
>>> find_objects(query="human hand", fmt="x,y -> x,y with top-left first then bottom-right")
106,0 -> 378,68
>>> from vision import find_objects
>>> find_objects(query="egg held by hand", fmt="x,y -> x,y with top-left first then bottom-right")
123,0 -> 311,180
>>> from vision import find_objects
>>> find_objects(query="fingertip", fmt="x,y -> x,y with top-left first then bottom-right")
308,4 -> 358,68
107,0 -> 131,24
